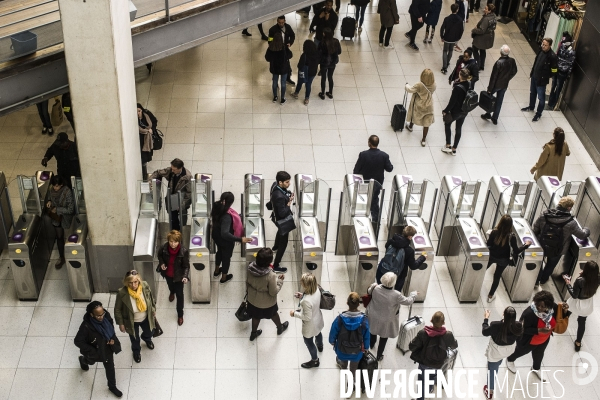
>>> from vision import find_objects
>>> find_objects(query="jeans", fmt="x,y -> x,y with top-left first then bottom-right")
355,4 -> 367,27
272,73 -> 288,99
473,46 -> 486,70
165,276 -> 184,317
444,113 -> 466,149
295,67 -> 315,99
303,332 -> 323,360
548,72 -> 567,108
577,315 -> 587,343
487,359 -> 502,391
537,255 -> 561,284
337,358 -> 359,375
507,339 -> 550,371
54,225 -> 65,259
36,100 -> 52,128
416,364 -> 437,400
442,42 -> 455,70
425,24 -> 436,38
81,353 -> 117,389
273,231 -> 289,267
408,14 -> 424,44
529,78 -> 547,116
379,26 -> 394,46
370,334 -> 389,359
320,66 -> 335,94
487,258 -> 509,297
128,317 -> 153,355
489,87 -> 507,121
215,241 -> 234,275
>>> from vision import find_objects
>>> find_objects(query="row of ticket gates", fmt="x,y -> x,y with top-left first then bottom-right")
1,170 -> 600,306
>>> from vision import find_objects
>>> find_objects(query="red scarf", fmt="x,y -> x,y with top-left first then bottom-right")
166,244 -> 180,278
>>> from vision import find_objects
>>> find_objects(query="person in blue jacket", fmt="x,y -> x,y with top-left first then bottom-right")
423,0 -> 442,44
329,292 -> 370,379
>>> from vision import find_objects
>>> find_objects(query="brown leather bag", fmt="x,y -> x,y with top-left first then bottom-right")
48,209 -> 63,223
553,303 -> 569,334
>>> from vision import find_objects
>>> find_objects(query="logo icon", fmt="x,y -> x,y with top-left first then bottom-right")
572,351 -> 598,385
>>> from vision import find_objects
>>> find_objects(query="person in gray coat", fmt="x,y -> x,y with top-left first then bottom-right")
378,0 -> 399,48
46,175 -> 75,269
533,196 -> 590,286
291,273 -> 325,368
366,272 -> 417,361
471,4 -> 497,71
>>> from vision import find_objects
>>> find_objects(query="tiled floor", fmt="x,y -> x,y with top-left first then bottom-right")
1,1 -> 600,399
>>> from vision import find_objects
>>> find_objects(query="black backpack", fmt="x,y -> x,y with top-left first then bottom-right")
424,335 -> 447,364
336,314 -> 365,355
457,84 -> 479,113
540,215 -> 573,257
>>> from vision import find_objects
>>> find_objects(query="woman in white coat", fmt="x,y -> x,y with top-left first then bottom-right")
291,273 -> 325,368
366,272 -> 416,361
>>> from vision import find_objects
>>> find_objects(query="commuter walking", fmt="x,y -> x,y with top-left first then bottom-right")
310,0 -> 338,48
292,40 -> 319,105
258,23 -> 268,41
367,272 -> 417,361
353,0 -> 371,31
404,69 -> 436,147
506,291 -> 570,381
211,192 -> 251,284
442,69 -> 471,156
469,0 -> 481,13
75,301 -> 123,398
265,33 -> 293,105
45,175 -> 74,269
439,4 -> 464,74
521,38 -> 558,122
37,99 -> 53,135
548,32 -> 575,109
269,171 -> 294,273
449,47 -> 479,90
377,226 -> 427,292
530,127 -> 570,181
150,159 -> 192,231
563,261 -> 599,352
41,132 -> 81,183
482,307 -> 523,400
291,273 -> 325,368
485,215 -> 531,302
137,103 -> 154,180
481,45 -> 518,125
471,4 -> 497,71
317,28 -> 342,100
353,135 -> 394,221
269,16 -> 296,85
157,230 -> 190,326
409,311 -> 458,400
62,92 -> 75,133
247,248 -> 289,341
423,0 -> 442,44
378,0 -> 400,49
406,0 -> 430,51
114,270 -> 156,364
532,196 -> 589,286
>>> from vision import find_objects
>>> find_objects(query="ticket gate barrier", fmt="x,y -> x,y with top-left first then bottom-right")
0,171 -> 14,254
65,177 -> 93,301
241,174 -> 265,264
446,218 -> 490,302
480,176 -> 534,233
189,174 -> 213,303
292,174 -> 332,288
8,172 -> 54,300
403,217 -> 435,302
527,176 -> 583,226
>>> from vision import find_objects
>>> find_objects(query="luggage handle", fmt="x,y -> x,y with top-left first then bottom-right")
347,3 -> 355,17
407,303 -> 421,324
403,83 -> 408,107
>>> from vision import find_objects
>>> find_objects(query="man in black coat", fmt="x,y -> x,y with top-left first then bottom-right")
481,44 -> 518,125
270,171 -> 295,273
353,135 -> 394,221
406,0 -> 431,51
269,16 -> 296,85
41,132 -> 81,185
75,301 -> 123,398
310,0 -> 338,48
521,38 -> 558,122
439,4 -> 464,74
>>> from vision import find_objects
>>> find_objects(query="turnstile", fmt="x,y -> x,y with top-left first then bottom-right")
8,172 -> 54,300
335,174 -> 381,294
293,174 -> 332,288
189,173 -> 213,303
64,177 -> 93,301
242,174 -> 265,264
0,172 -> 13,254
528,176 -> 583,226
480,176 -> 534,234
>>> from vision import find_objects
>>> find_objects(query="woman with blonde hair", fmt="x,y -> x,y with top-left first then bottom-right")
158,230 -> 190,326
114,270 -> 156,364
291,273 -> 325,368
405,69 -> 437,147
530,127 -> 570,181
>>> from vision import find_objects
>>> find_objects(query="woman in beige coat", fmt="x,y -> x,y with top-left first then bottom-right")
404,69 -> 436,147
291,273 -> 324,369
530,127 -> 570,181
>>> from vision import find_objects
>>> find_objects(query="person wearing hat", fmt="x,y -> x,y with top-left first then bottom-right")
41,132 -> 81,185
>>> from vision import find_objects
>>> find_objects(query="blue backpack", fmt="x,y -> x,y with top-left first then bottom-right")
378,246 -> 405,275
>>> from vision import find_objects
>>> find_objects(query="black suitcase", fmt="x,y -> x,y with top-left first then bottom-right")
391,89 -> 408,132
358,351 -> 379,391
341,5 -> 356,40
479,90 -> 496,113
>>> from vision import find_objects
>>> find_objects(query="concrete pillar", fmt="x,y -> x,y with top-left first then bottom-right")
58,0 -> 140,291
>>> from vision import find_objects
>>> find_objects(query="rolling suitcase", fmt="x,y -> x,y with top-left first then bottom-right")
442,347 -> 458,376
391,88 -> 408,132
341,5 -> 356,40
478,90 -> 496,113
358,350 -> 379,391
396,304 -> 425,354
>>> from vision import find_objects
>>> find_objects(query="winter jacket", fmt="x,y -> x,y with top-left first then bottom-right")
406,81 -> 436,127
310,7 -> 339,39
381,234 -> 426,284
150,167 -> 193,209
409,327 -> 458,369
212,213 -> 242,249
517,303 -> 570,347
533,207 -> 590,257
531,141 -> 570,181
366,283 -> 415,338
265,48 -> 292,76
353,148 -> 393,184
486,230 -> 529,262
43,139 -> 81,180
74,312 -> 121,363
449,56 -> 479,85
378,0 -> 400,28
443,80 -> 470,117
424,0 -> 442,26
530,49 -> 558,86
157,243 -> 190,282
246,262 -> 283,309
556,43 -> 575,75
318,39 -> 342,68
329,311 -> 370,362
294,289 -> 325,338
488,55 -> 518,91
409,0 -> 430,19
114,281 -> 156,336
439,13 -> 464,43
482,319 -> 520,347
48,185 -> 74,230
297,52 -> 319,78
471,12 -> 496,50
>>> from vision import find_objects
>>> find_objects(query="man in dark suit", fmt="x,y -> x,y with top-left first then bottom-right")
353,135 -> 394,221
269,16 -> 296,85
270,171 -> 295,273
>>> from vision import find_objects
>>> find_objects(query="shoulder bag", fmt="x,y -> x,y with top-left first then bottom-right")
318,285 -> 336,310
235,293 -> 252,322
553,303 -> 569,334
153,317 -> 164,337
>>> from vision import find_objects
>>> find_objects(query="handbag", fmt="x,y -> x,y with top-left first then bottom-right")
275,214 -> 296,236
152,129 -> 164,151
51,98 -> 64,127
152,317 -> 164,337
553,302 -> 569,334
318,285 -> 336,310
361,294 -> 372,308
443,112 -> 453,124
235,294 -> 252,322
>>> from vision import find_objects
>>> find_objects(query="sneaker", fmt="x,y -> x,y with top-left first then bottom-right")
280,98 -> 287,105
42,127 -> 48,135
277,321 -> 289,335
483,385 -> 492,400
441,146 -> 453,154
575,340 -> 582,352
521,106 -> 533,112
379,42 -> 383,47
273,96 -> 278,103
531,368 -> 546,382
250,329 -> 262,341
301,359 -> 320,368
423,38 -> 428,43
336,359 -> 344,369
405,123 -> 413,131
304,98 -> 309,106
441,68 -> 447,74
421,139 -> 426,147
409,43 -> 419,51
326,92 -> 333,99
358,27 -> 363,32
481,113 -> 492,121
377,355 -> 384,362
384,44 -> 394,49
404,32 -> 410,40
532,114 -> 541,122
491,118 -> 498,125
452,151 -> 457,156
48,128 -> 54,136
78,356 -> 89,371
487,294 -> 496,303
220,274 -> 233,284
109,387 -> 123,398
427,37 -> 433,44
287,78 -> 295,85
291,92 -> 299,99
273,266 -> 288,273
318,92 -> 325,100
55,258 -> 65,269
241,29 -> 252,36
507,361 -> 516,373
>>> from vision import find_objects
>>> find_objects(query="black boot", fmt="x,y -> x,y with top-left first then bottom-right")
277,321 -> 289,335
109,387 -> 123,398
250,329 -> 262,341
242,29 -> 252,36
301,359 -> 320,368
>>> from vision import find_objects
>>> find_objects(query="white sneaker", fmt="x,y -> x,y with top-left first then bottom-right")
379,42 -> 383,47
384,44 -> 394,49
358,27 -> 363,32
507,361 -> 516,373
531,368 -> 547,382
405,123 -> 413,132
441,146 -> 453,154
487,294 -> 496,303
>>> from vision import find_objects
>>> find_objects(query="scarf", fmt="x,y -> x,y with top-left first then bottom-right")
227,208 -> 244,237
127,284 -> 147,312
530,302 -> 554,325
425,325 -> 448,337
248,262 -> 271,277
49,185 -> 69,208
91,315 -> 115,341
